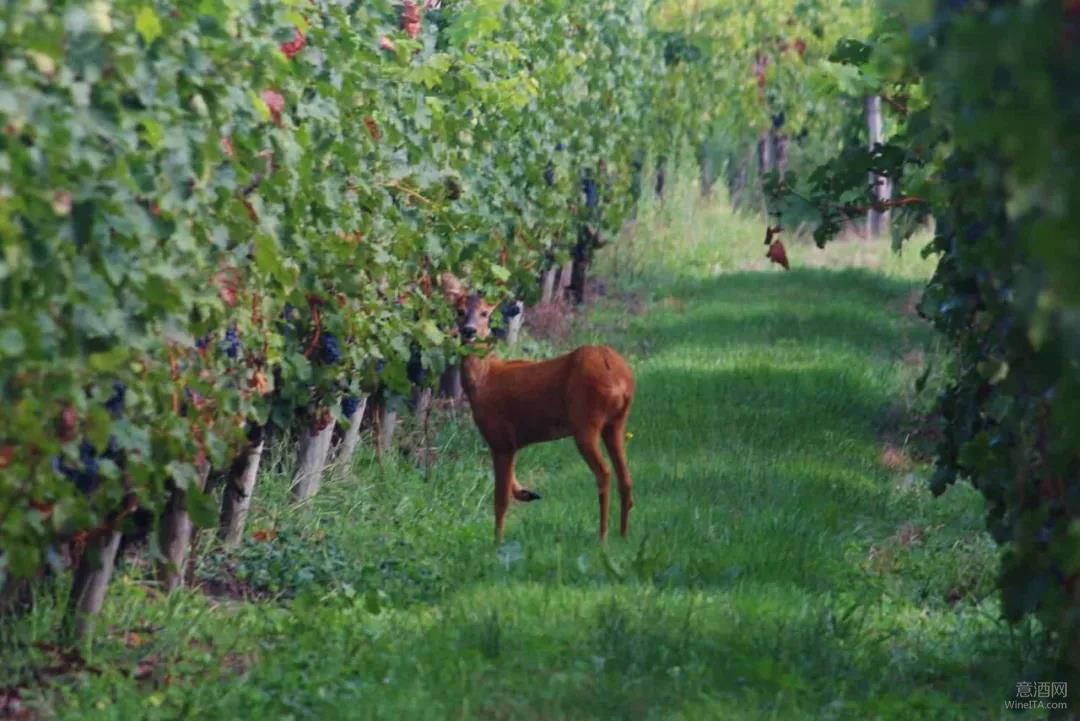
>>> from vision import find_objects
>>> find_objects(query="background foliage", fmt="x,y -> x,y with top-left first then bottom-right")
766,0 -> 1080,683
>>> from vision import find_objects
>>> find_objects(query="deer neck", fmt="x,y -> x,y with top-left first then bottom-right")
460,352 -> 496,402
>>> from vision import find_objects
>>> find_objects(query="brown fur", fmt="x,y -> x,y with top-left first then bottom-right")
441,273 -> 636,542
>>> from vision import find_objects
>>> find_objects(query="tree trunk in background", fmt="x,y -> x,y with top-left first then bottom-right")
758,131 -> 774,175
375,403 -> 398,458
558,260 -> 574,301
866,95 -> 892,238
700,147 -> 716,197
219,436 -> 266,548
772,130 -> 788,175
505,301 -> 525,345
540,267 -> 557,304
291,413 -> 336,502
334,395 -> 369,468
66,530 -> 122,637
156,461 -> 210,593
413,386 -> 433,417
570,256 -> 588,305
439,365 -> 463,403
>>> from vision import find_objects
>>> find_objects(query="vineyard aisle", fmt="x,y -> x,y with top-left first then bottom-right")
14,203 -> 1027,721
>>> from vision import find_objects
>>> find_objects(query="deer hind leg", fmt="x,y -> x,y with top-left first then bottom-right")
492,450 -> 517,543
602,417 -> 634,537
512,483 -> 542,502
574,426 -> 612,541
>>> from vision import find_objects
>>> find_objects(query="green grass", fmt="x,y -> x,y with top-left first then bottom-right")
4,184 -> 1042,720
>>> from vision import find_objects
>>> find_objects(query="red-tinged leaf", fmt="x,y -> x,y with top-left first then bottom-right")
29,499 -> 53,518
260,90 -> 285,127
280,27 -> 306,59
379,35 -> 396,51
57,405 -> 78,442
220,136 -> 234,159
363,117 -> 380,141
766,240 -> 790,270
401,1 -> 421,39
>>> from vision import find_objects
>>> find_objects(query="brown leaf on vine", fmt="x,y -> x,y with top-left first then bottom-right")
57,405 -> 78,442
0,446 -> 13,469
251,369 -> 271,396
766,239 -> 790,270
220,135 -> 234,159
363,117 -> 381,142
313,407 -> 334,433
29,499 -> 53,519
51,190 -> 73,216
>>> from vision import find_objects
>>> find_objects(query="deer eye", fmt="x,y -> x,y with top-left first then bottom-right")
480,311 -> 489,318
457,308 -> 465,316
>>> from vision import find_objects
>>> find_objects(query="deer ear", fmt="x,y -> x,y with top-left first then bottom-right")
440,272 -> 465,303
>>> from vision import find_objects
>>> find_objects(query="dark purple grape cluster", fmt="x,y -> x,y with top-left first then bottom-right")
221,324 -> 240,359
501,302 -> 521,319
375,359 -> 386,375
195,333 -> 213,351
582,176 -> 598,208
407,351 -> 425,385
321,332 -> 341,364
53,439 -> 102,493
544,162 -> 555,187
104,382 -> 126,419
341,396 -> 361,417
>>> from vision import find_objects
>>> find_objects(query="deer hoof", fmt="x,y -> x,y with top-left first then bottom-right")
514,488 -> 542,502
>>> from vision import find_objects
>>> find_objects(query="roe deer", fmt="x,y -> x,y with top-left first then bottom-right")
440,273 -> 635,543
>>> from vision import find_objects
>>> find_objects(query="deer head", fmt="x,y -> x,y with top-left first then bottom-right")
440,272 -> 496,343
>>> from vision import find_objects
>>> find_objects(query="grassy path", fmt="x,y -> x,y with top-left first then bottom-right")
10,200 -> 1030,720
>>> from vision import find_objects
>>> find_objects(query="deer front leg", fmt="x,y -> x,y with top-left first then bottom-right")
492,450 -> 516,543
